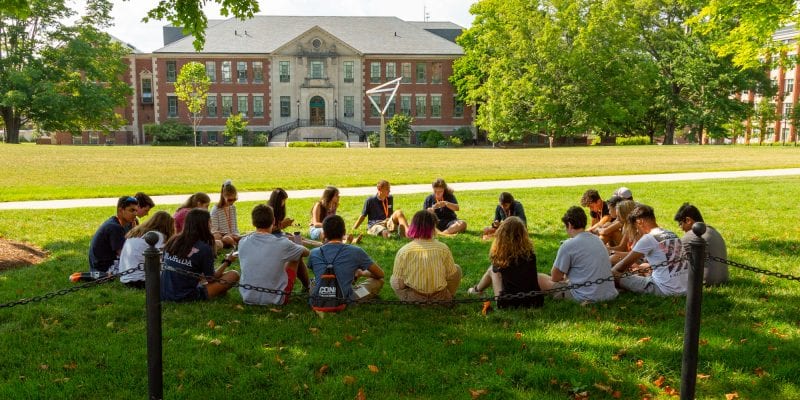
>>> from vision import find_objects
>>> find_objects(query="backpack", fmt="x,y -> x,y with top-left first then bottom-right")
310,246 -> 347,312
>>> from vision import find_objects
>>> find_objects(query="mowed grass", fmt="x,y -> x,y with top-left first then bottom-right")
1,176 -> 799,399
1,143 -> 799,201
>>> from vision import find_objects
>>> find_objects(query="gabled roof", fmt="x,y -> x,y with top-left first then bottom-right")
154,16 -> 464,55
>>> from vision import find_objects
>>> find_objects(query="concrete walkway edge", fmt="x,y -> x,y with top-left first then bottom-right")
2,168 -> 799,210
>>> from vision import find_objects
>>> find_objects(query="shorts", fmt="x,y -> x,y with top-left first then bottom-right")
437,219 -> 458,232
619,275 -> 666,295
367,219 -> 396,236
550,281 -> 575,300
309,227 -> 323,240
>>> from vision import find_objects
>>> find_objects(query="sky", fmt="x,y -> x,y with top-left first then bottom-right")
70,0 -> 478,52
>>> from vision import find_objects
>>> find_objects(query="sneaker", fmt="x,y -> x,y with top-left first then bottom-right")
467,286 -> 482,296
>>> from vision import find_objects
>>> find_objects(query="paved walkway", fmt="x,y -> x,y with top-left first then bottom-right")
2,168 -> 799,210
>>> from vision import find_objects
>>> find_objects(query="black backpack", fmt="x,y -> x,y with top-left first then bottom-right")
310,246 -> 347,312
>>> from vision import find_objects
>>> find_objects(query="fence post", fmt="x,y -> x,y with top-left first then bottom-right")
143,231 -> 163,400
680,222 -> 706,400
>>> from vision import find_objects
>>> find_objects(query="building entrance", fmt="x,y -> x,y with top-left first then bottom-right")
310,96 -> 325,125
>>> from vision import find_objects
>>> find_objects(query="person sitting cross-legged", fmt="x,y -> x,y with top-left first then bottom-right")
673,202 -> 728,286
239,204 -> 310,306
88,195 -> 139,275
352,180 -> 409,239
482,192 -> 527,240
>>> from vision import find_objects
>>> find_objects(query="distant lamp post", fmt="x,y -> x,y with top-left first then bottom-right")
333,99 -> 338,125
296,99 -> 300,126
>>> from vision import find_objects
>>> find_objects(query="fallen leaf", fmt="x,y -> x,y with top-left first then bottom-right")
574,391 -> 589,400
317,364 -> 329,376
663,385 -> 678,396
344,334 -> 355,342
52,377 -> 70,384
754,367 -> 766,377
63,361 -> 77,370
699,339 -> 708,346
209,339 -> 222,346
725,392 -> 739,400
268,308 -> 282,313
481,301 -> 492,315
479,354 -> 489,363
275,354 -> 284,366
637,337 -> 652,344
637,383 -> 649,394
469,388 -> 488,399
636,359 -> 644,368
550,378 -> 559,385
768,345 -> 777,351
343,375 -> 356,385
495,368 -> 504,376
368,364 -> 379,373
612,390 -> 622,398
653,375 -> 665,388
356,387 -> 367,400
39,364 -> 49,370
740,338 -> 748,344
234,304 -> 244,310
696,373 -> 711,379
106,321 -> 114,328
514,331 -> 523,340
207,320 -> 216,329
309,327 -> 320,334
334,341 -> 342,347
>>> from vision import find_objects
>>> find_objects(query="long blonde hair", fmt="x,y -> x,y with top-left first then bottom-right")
126,211 -> 175,240
489,216 -> 533,269
616,200 -> 637,246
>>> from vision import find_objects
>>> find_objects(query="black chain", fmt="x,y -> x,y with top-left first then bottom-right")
709,255 -> 800,281
0,265 -> 143,309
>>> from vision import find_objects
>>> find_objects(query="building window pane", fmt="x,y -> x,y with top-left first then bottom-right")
415,95 -> 426,118
222,61 -> 232,83
237,62 -> 247,83
784,102 -> 792,116
401,95 -> 411,115
370,95 -> 381,117
222,95 -> 232,117
141,78 -> 152,104
253,95 -> 264,117
432,62 -> 442,84
386,63 -> 396,80
167,96 -> 177,117
253,62 -> 263,84
786,79 -> 794,94
310,61 -> 324,79
401,63 -> 411,83
344,96 -> 354,117
166,61 -> 177,83
343,61 -> 354,83
370,62 -> 381,83
205,61 -> 216,83
386,97 -> 396,117
207,96 -> 217,117
279,61 -> 290,83
280,96 -> 291,117
431,95 -> 441,118
237,95 -> 248,117
416,63 -> 426,84
454,96 -> 464,118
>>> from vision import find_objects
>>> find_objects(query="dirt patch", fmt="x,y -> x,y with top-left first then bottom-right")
0,237 -> 48,271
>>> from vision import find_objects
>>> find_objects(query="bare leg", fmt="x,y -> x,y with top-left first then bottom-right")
206,270 -> 240,298
443,220 -> 467,235
296,259 -> 310,289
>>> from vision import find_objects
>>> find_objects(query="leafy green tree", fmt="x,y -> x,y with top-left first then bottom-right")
137,0 -> 259,51
386,114 -> 413,145
788,103 -> 800,145
0,0 -> 131,144
175,61 -> 210,147
144,120 -> 193,145
754,97 -> 777,146
223,113 -> 248,145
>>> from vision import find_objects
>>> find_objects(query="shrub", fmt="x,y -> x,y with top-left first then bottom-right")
288,142 -> 317,147
287,141 -> 346,148
251,132 -> 268,147
387,114 -> 414,144
367,132 -> 380,148
318,141 -> 345,148
418,129 -> 444,147
144,121 -> 193,145
223,114 -> 248,145
616,136 -> 651,146
449,136 -> 463,147
452,127 -> 473,144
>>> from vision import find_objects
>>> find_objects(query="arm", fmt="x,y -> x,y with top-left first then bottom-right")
358,263 -> 385,280
550,266 -> 567,282
611,251 -> 644,277
598,220 -> 621,236
353,214 -> 366,231
310,203 -> 323,227
588,215 -> 611,233
515,202 -> 527,225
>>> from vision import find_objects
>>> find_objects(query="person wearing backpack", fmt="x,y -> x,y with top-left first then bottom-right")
308,215 -> 384,310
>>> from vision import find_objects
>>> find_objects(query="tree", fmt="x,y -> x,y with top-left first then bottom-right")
0,0 -> 131,144
174,61 -> 210,147
137,0 -> 260,51
754,97 -> 777,146
386,114 -> 413,145
222,113 -> 248,145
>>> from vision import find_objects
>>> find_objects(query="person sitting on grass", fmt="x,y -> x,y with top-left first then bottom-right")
309,186 -> 340,242
611,204 -> 689,296
239,204 -> 310,305
269,187 -> 324,247
423,178 -> 467,236
133,192 -> 155,226
673,203 -> 728,286
173,192 -> 211,233
88,196 -> 139,275
580,189 -> 611,235
538,206 -> 618,303
468,216 -> 543,309
353,180 -> 409,239
210,180 -> 240,248
308,215 -> 384,305
390,210 -> 462,302
607,199 -> 639,265
597,195 -> 624,246
482,192 -> 527,240
161,209 -> 239,302
118,211 -> 175,288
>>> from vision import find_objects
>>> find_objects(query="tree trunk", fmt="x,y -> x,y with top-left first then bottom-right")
0,107 -> 21,144
664,118 -> 676,145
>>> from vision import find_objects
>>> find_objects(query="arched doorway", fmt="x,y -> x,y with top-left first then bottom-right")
310,96 -> 325,126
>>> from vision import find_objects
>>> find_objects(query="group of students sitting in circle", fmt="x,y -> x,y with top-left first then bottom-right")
86,179 -> 727,308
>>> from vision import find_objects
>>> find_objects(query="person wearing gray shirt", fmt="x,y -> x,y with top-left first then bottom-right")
538,206 -> 618,302
674,203 -> 728,285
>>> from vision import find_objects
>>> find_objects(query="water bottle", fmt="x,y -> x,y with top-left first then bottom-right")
293,231 -> 303,245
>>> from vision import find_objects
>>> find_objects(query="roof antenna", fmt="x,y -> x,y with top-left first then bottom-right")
234,29 -> 238,36
424,5 -> 430,22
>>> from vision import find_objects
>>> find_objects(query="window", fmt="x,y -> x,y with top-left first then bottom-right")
386,63 -> 396,80
237,95 -> 248,117
280,96 -> 291,117
141,78 -> 153,104
416,63 -> 426,84
454,96 -> 464,118
401,63 -> 411,83
221,95 -> 232,117
253,62 -> 263,84
401,95 -> 411,115
431,62 -> 442,84
253,95 -> 264,117
370,62 -> 381,83
237,62 -> 247,83
207,96 -> 217,117
221,61 -> 232,83
386,96 -> 396,117
166,61 -> 177,83
344,96 -> 354,117
279,61 -> 290,83
784,102 -> 792,116
310,60 -> 324,79
431,95 -> 441,118
205,61 -> 216,82
771,78 -> 777,89
343,61 -> 354,83
167,95 -> 178,117
786,79 -> 794,94
370,95 -> 381,117
415,95 -> 426,118
741,89 -> 749,96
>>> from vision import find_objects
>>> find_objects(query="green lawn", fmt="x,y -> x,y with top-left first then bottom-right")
1,172 -> 799,399
1,143 -> 799,201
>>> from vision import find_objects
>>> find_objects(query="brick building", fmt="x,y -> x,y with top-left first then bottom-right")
118,16 -> 474,145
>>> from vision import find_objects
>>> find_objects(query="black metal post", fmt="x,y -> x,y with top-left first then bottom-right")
680,222 -> 706,400
143,231 -> 163,400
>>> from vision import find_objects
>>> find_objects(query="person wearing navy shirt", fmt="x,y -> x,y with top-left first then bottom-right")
352,180 -> 409,238
423,178 -> 467,236
88,196 -> 138,274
